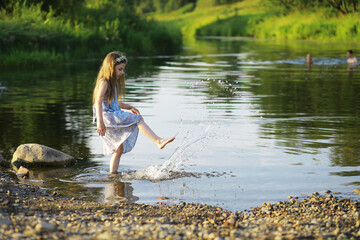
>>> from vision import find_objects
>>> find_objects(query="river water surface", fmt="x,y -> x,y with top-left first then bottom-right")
1,38 -> 360,211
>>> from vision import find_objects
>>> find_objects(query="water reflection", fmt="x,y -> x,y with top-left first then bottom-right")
347,63 -> 359,77
0,58 -> 166,159
104,181 -> 139,203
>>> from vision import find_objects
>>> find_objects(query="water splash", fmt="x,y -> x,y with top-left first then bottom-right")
116,125 -> 212,181
153,125 -> 212,180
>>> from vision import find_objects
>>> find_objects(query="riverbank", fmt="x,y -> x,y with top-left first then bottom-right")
197,10 -> 360,43
0,2 -> 182,67
150,0 -> 360,43
0,171 -> 359,239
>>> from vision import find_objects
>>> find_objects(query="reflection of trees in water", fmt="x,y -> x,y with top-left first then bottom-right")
0,65 -> 94,159
0,58 -> 165,160
246,66 -> 360,167
329,120 -> 360,167
125,57 -> 168,100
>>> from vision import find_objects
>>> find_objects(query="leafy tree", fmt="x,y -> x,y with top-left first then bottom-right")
327,0 -> 358,14
196,0 -> 241,9
266,0 -> 358,14
0,0 -> 85,15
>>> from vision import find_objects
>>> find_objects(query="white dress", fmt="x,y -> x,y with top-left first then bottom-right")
93,89 -> 142,155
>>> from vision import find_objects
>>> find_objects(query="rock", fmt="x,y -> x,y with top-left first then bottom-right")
0,153 -> 9,168
156,197 -> 169,200
12,144 -> 74,167
16,166 -> 29,178
353,189 -> 360,195
35,221 -> 57,233
0,216 -> 11,226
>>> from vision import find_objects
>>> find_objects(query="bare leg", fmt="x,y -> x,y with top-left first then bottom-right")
110,144 -> 123,174
137,118 -> 175,149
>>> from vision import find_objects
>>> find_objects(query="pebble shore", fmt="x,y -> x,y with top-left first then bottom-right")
0,172 -> 359,240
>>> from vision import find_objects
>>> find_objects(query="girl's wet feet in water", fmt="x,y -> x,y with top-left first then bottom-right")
158,137 -> 175,149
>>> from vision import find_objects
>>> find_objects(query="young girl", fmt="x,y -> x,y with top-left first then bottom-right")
93,51 -> 175,174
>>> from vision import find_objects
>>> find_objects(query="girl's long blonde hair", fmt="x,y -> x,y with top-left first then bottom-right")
92,51 -> 126,105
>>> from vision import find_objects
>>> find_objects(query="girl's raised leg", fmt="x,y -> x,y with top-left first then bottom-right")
137,118 -> 175,149
110,144 -> 123,174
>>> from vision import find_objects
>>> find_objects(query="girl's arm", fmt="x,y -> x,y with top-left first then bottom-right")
95,80 -> 108,136
119,101 -> 140,115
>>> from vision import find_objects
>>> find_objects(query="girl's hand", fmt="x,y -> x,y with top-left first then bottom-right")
131,107 -> 140,115
97,122 -> 106,136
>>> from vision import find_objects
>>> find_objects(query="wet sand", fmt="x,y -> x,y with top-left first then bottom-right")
0,172 -> 359,239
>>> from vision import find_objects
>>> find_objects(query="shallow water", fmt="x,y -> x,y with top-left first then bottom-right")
1,37 -> 360,211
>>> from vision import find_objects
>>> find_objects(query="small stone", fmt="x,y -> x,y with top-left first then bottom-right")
0,216 -> 11,226
156,196 -> 169,200
0,198 -> 9,206
96,231 -> 118,240
227,216 -> 236,225
353,189 -> 360,195
17,166 -> 29,178
323,190 -> 331,194
35,222 -> 57,233
333,228 -> 340,235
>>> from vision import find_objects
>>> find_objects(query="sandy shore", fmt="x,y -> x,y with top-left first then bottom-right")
0,171 -> 359,239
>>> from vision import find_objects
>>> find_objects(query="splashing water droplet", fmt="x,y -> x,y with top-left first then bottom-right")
153,125 -> 212,180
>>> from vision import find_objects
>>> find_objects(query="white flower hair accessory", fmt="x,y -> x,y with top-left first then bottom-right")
114,56 -> 127,65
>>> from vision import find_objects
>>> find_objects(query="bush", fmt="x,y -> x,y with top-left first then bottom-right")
0,0 -> 183,67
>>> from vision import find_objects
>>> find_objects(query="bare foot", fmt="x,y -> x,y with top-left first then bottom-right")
158,137 -> 175,149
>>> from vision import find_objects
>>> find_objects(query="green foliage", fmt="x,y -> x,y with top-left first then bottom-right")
196,0 -> 240,9
133,0 -> 242,13
0,0 -> 182,67
252,10 -> 360,41
0,0 -> 85,15
196,14 -> 264,37
160,0 -> 360,42
266,0 -> 359,15
134,0 -> 195,13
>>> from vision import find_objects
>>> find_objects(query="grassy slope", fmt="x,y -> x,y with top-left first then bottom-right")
254,10 -> 360,42
0,3 -> 183,67
148,0 -> 263,42
150,0 -> 360,43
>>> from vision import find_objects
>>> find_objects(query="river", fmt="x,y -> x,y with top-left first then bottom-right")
0,37 -> 359,211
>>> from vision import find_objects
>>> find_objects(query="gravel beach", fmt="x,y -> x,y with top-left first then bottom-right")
0,171 -> 359,240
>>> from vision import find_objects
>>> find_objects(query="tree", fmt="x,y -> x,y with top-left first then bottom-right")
327,0 -> 358,14
0,0 -> 85,15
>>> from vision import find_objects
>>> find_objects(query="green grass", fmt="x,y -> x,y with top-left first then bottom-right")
149,0 -> 264,41
196,13 -> 264,37
253,10 -> 360,42
150,0 -> 360,43
0,1 -> 183,67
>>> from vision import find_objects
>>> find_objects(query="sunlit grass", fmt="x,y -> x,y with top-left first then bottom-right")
150,0 -> 360,43
148,0 -> 263,41
254,10 -> 360,42
0,1 -> 182,67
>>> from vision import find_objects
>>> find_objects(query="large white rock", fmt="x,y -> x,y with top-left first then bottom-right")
12,144 -> 74,167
